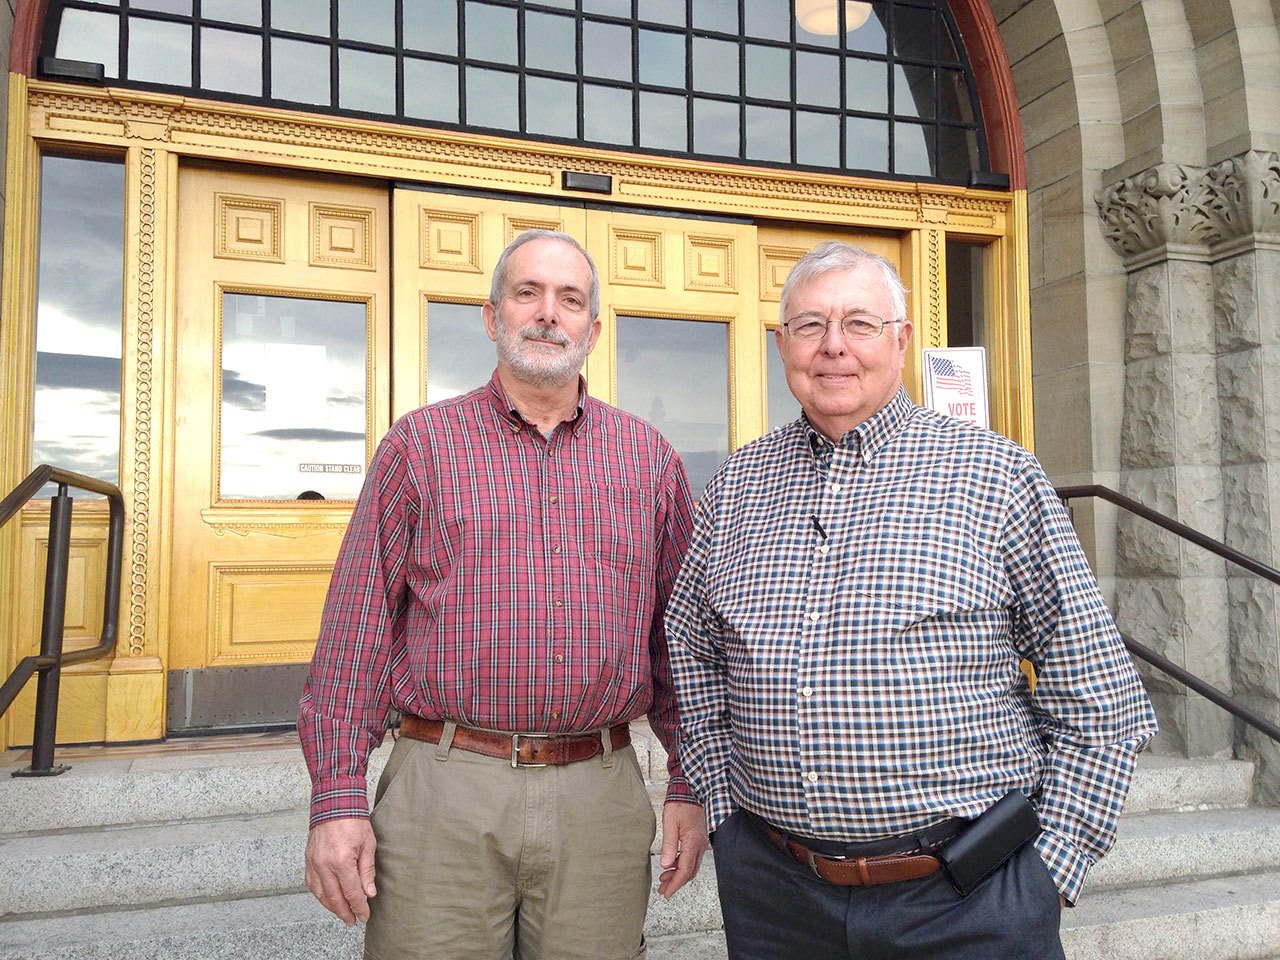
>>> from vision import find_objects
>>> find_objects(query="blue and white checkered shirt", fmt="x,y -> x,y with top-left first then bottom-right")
665,387 -> 1157,904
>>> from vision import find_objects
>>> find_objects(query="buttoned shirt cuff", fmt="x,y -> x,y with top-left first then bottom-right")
701,788 -> 736,836
1033,829 -> 1092,906
663,776 -> 698,805
309,776 -> 371,828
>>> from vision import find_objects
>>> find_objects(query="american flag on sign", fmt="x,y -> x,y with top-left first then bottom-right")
929,355 -> 974,397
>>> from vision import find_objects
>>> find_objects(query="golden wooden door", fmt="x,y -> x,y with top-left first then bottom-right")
392,190 -> 764,494
754,223 -> 913,432
168,165 -> 390,686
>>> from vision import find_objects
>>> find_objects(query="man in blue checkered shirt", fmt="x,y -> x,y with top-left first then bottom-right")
665,242 -> 1157,959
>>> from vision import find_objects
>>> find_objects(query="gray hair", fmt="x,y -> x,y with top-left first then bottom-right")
489,229 -> 601,320
779,242 -> 909,325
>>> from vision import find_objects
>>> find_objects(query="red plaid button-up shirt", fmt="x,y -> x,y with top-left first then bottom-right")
299,372 -> 697,824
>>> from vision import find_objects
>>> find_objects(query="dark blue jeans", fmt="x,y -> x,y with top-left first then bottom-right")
713,810 -> 1066,960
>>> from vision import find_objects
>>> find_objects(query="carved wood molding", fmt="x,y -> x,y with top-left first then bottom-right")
28,84 -> 1011,232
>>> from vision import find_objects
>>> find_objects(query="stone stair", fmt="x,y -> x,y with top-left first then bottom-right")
0,731 -> 1277,960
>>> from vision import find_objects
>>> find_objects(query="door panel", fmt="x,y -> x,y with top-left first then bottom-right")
393,191 -> 762,495
169,166 -> 389,678
392,193 -> 587,417
755,223 -> 915,427
585,209 -> 760,496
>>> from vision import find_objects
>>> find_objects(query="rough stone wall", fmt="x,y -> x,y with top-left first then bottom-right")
996,0 -> 1280,791
1095,152 -> 1280,785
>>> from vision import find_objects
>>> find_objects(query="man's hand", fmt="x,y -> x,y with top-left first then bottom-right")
1060,895 -> 1067,909
305,817 -> 378,925
658,801 -> 710,897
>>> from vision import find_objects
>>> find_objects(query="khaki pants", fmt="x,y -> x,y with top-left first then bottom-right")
363,727 -> 656,960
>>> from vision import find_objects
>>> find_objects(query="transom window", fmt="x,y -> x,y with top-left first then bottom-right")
44,0 -> 987,182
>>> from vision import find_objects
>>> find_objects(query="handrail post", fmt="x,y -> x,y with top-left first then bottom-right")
14,485 -> 73,777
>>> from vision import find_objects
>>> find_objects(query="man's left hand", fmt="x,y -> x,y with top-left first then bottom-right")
658,801 -> 709,898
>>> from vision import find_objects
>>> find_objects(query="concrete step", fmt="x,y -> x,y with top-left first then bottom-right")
1062,869 -> 1280,960
0,723 -> 675,836
0,852 -> 721,960
1092,806 -> 1280,891
1122,753 -> 1255,815
2,746 -> 1247,838
0,810 -> 308,917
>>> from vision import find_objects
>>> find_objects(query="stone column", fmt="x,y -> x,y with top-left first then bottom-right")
1098,153 -> 1280,794
1096,164 -> 1231,758
1204,153 -> 1280,800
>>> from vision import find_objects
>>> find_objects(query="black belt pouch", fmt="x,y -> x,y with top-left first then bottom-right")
936,791 -> 1041,897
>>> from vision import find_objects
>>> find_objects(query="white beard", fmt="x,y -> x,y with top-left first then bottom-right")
494,314 -> 591,388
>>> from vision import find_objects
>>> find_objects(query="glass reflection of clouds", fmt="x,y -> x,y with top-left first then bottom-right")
616,316 -> 729,497
425,302 -> 494,405
220,294 -> 368,500
33,156 -> 126,492
766,336 -> 803,431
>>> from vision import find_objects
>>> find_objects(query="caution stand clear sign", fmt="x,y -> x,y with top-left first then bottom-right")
922,347 -> 989,429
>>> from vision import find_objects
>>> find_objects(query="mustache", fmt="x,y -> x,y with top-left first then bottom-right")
519,324 -> 571,346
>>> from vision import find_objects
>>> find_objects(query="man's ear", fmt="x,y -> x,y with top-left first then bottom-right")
482,301 -> 500,343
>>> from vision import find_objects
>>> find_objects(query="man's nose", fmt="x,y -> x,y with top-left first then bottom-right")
536,291 -> 560,324
819,318 -> 846,354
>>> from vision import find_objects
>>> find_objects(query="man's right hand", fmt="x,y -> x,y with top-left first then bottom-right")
305,817 -> 377,925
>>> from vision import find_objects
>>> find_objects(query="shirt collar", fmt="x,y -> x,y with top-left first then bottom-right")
483,369 -> 590,434
801,385 -> 914,465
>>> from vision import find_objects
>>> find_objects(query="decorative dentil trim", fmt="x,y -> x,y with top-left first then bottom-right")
1096,152 -> 1280,262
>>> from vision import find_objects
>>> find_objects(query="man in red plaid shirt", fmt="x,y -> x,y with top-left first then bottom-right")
299,230 -> 708,960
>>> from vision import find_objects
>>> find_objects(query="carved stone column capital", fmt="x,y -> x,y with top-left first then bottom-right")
1096,152 -> 1280,265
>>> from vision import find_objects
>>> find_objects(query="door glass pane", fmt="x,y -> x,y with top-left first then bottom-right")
766,334 -> 802,431
946,241 -> 988,349
616,316 -> 729,497
33,156 -> 126,492
220,293 -> 367,500
426,302 -> 493,404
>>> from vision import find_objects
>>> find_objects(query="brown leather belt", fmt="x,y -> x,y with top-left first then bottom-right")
399,715 -> 630,768
765,823 -> 943,886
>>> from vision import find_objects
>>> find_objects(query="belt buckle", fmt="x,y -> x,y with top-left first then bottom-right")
510,732 -> 551,768
805,847 -> 846,880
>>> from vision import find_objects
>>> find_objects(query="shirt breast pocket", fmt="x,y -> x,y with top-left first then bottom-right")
842,513 -> 1008,622
582,484 -> 653,581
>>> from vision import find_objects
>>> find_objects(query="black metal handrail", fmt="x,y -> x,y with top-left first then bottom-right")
1057,484 -> 1280,747
0,465 -> 125,776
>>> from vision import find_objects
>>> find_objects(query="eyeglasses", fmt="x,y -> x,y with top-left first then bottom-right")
783,313 -> 900,341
